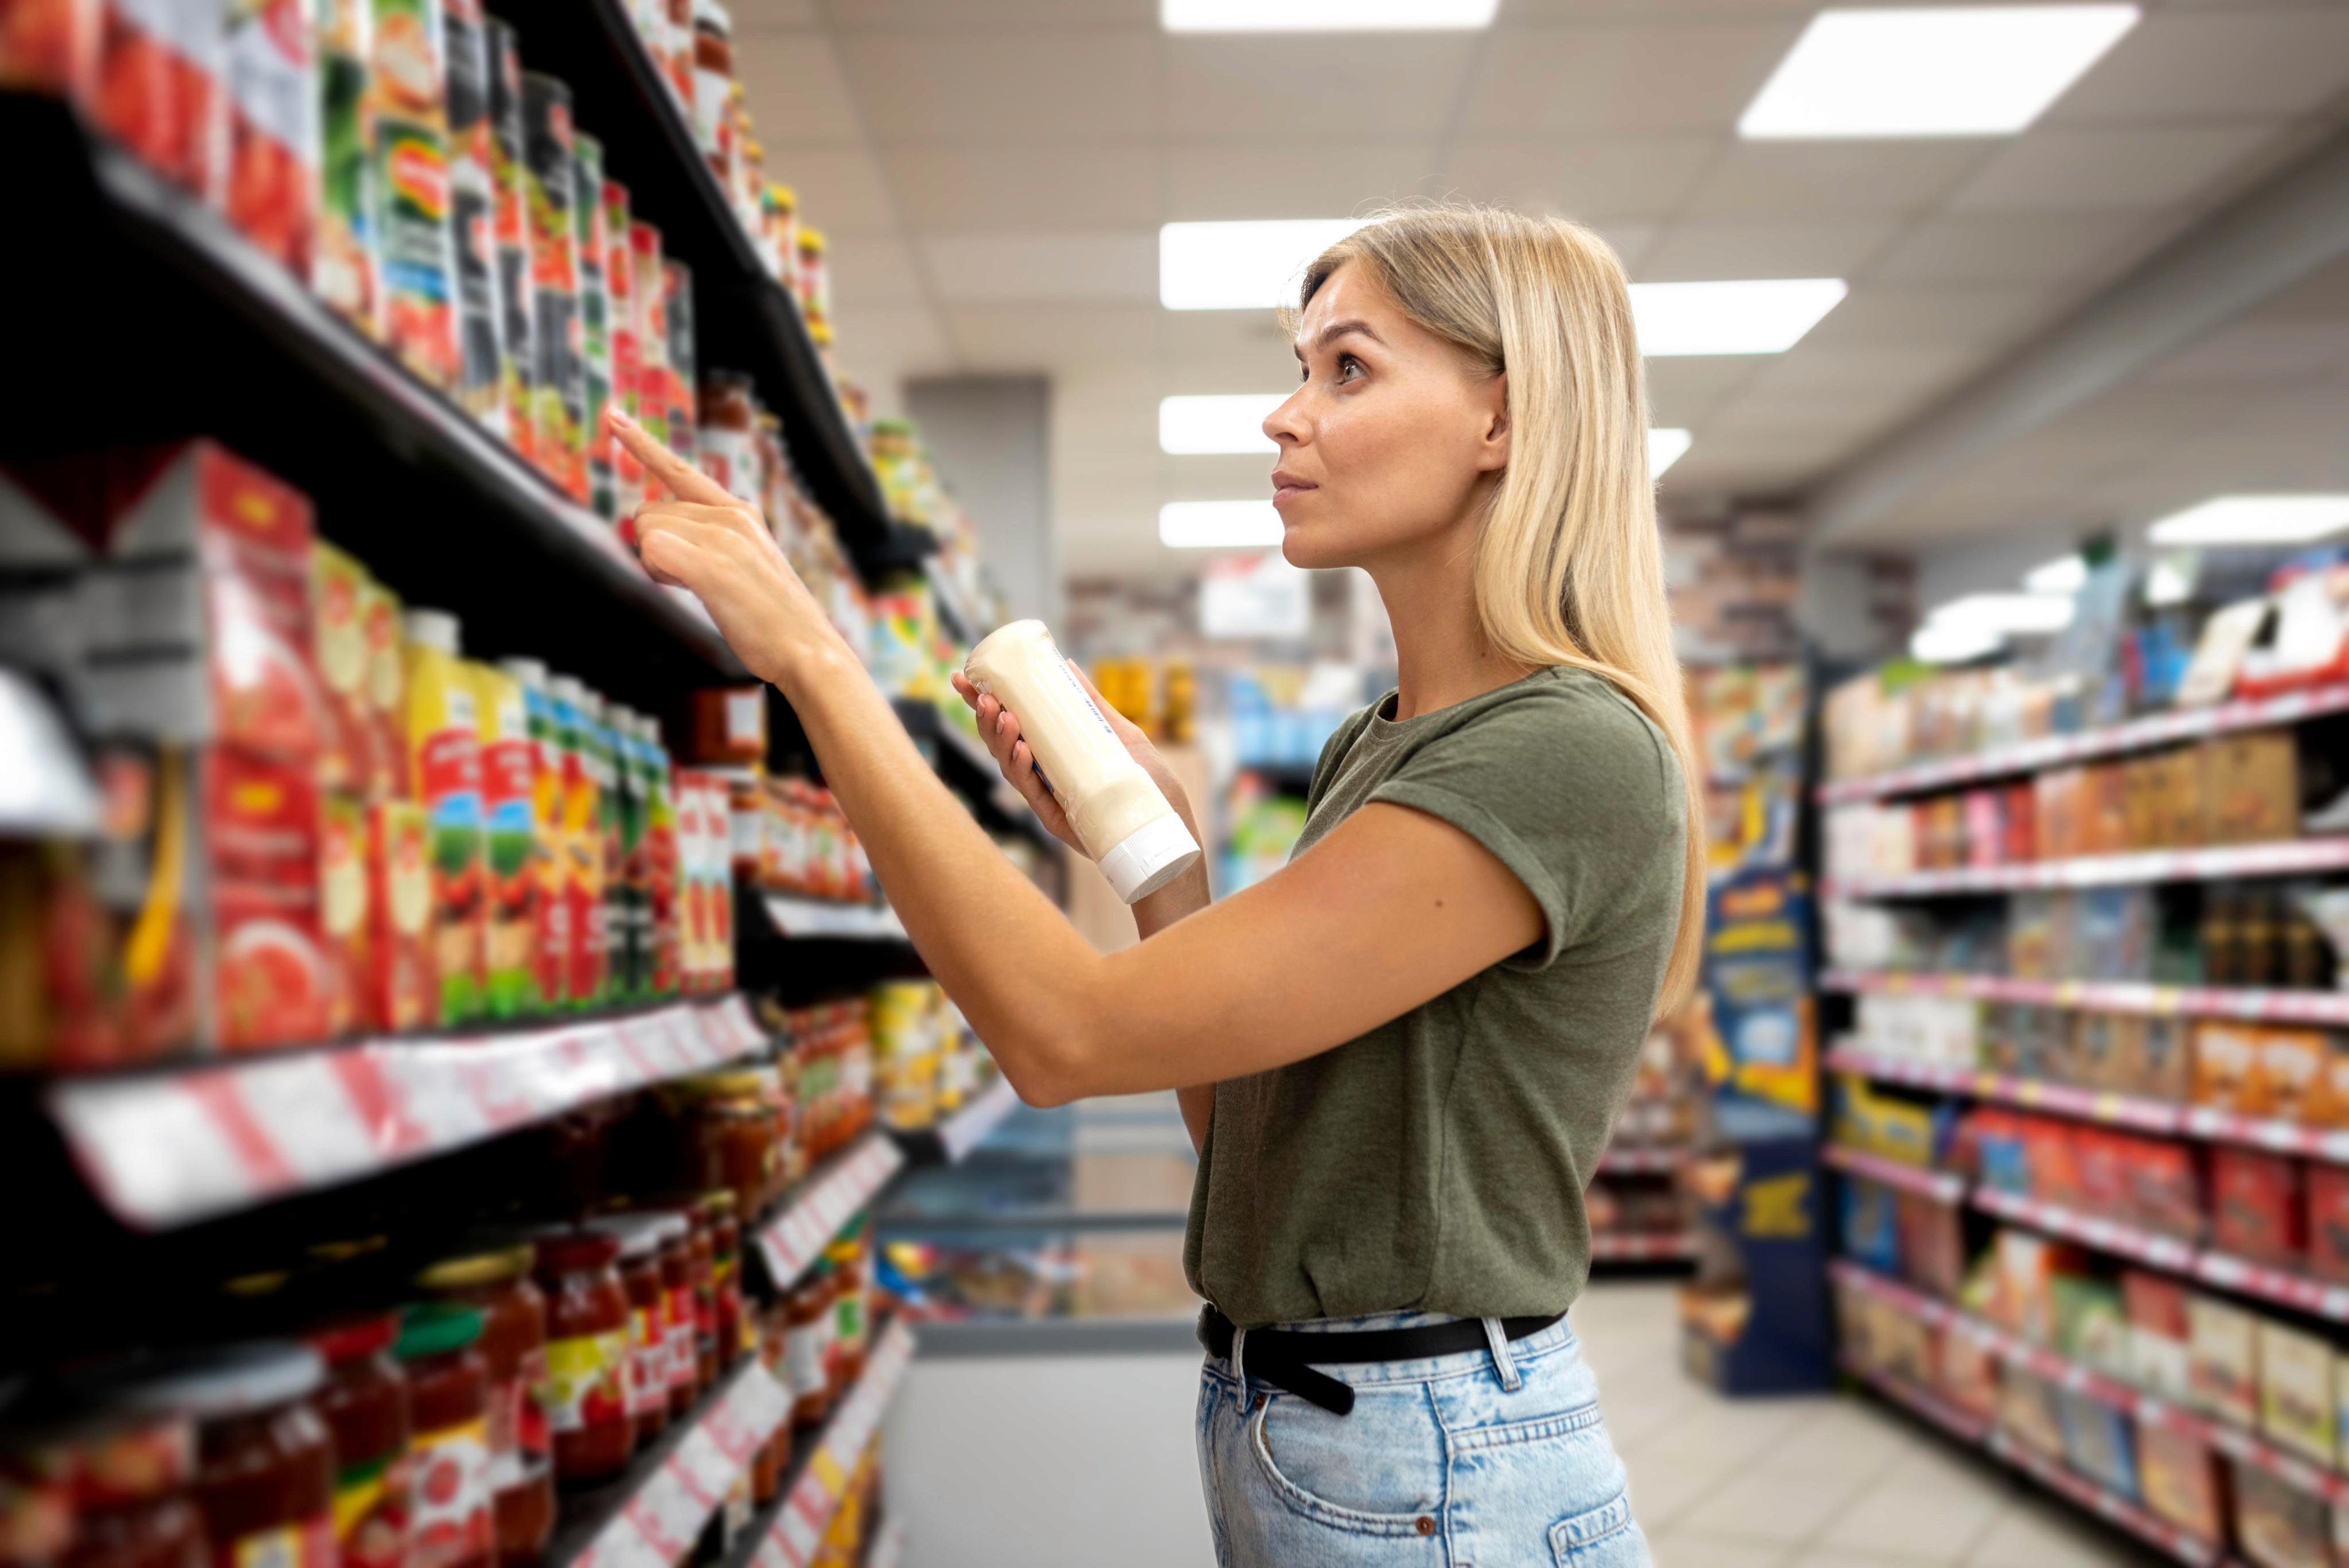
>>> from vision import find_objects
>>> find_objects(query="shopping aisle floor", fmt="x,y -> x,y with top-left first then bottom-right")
1582,1283 -> 2161,1568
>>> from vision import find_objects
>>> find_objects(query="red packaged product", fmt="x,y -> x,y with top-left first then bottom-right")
602,181 -> 640,504
2310,1162 -> 2349,1284
223,0 -> 317,276
318,789 -> 368,1037
366,799 -> 434,1032
2073,1128 -> 2129,1219
2003,780 -> 2036,863
201,746 -> 332,1051
96,0 -> 225,197
2022,1118 -> 2082,1209
2127,1138 -> 2204,1243
0,0 -> 100,97
2210,1146 -> 2305,1266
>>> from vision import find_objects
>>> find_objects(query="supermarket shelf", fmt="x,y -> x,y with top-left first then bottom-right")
481,0 -> 910,571
1823,1044 -> 2349,1161
1821,968 -> 2349,1028
1820,1143 -> 1967,1203
754,1132 -> 906,1288
45,996 -> 768,1230
1816,683 -> 2349,806
1839,1353 -> 2222,1567
746,1316 -> 918,1568
1595,1144 -> 1689,1175
1833,1260 -> 2349,1508
1,95 -> 744,704
891,699 -> 1053,851
922,557 -> 986,647
2194,1249 -> 2349,1323
759,894 -> 910,942
1589,1231 -> 1698,1262
1970,1187 -> 2199,1271
887,1075 -> 1022,1168
1822,837 -> 2349,900
545,1353 -> 792,1568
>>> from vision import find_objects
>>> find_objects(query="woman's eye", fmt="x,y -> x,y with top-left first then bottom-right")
1337,354 -> 1365,382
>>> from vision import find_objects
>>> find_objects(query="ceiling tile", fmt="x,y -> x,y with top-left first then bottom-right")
1459,21 -> 1802,135
823,233 -> 926,306
2050,10 -> 2349,123
1663,432 -> 1854,493
884,146 -> 1161,229
1636,217 -> 1899,282
1157,310 -> 1299,385
1646,357 -> 1769,427
921,232 -> 1157,303
1162,35 -> 1477,139
1730,343 -> 1992,407
1160,143 -> 1440,223
943,304 -> 1161,367
833,30 -> 1160,143
1948,124 -> 2282,213
763,146 -> 898,234
1676,142 -> 1993,220
1867,212 -> 2169,287
1436,139 -> 1717,221
733,33 -> 866,145
1795,286 -> 2066,353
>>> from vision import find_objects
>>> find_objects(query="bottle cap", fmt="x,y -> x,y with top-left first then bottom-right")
1097,812 -> 1200,904
500,656 -> 548,687
403,609 -> 461,654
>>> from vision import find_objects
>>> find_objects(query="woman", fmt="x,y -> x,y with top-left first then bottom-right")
608,203 -> 1700,1567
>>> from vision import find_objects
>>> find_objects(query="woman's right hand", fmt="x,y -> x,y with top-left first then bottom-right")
949,662 -> 1194,857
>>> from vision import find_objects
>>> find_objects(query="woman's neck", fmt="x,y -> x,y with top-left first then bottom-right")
1370,522 -> 1538,723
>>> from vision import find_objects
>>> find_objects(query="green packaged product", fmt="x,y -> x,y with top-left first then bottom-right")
443,0 -> 506,432
575,132 -> 616,520
368,0 -> 459,388
522,71 -> 585,501
485,19 -> 535,466
314,0 -> 380,336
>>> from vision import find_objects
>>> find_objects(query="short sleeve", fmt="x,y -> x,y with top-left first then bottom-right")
1365,674 -> 1684,968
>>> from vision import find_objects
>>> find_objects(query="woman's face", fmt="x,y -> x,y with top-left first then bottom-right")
1266,260 -> 1509,572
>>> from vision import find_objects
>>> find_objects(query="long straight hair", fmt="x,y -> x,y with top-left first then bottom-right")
1297,205 -> 1706,1016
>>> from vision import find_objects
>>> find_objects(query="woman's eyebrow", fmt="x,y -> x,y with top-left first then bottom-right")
1295,319 -> 1386,356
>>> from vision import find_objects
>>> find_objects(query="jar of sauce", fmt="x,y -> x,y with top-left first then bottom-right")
699,1190 -> 744,1365
583,1216 -> 671,1448
393,1305 -> 492,1568
669,1074 -> 782,1221
675,1206 -> 720,1391
824,1231 -> 868,1394
115,1344 -> 333,1568
694,372 -> 758,510
55,1411 -> 204,1568
529,1231 -> 633,1484
415,1250 -> 552,1567
646,1214 -> 699,1415
305,1316 -> 409,1568
782,1265 -> 834,1432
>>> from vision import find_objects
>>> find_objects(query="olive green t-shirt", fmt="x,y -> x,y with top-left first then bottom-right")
1183,666 -> 1687,1328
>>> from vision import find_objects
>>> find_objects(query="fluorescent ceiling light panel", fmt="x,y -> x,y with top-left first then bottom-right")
1649,428 -> 1694,477
1161,395 -> 1286,455
1928,592 -> 2075,636
1740,5 -> 2140,139
2024,553 -> 2087,596
1162,0 -> 1496,30
1161,500 -> 1285,549
1911,622 -> 2004,665
1161,220 -> 1363,311
1629,279 -> 1847,356
2147,494 -> 2349,547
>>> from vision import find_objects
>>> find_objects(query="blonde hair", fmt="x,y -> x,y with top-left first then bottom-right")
1296,205 -> 1706,1016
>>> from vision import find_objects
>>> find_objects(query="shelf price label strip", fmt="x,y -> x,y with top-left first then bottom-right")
48,997 -> 767,1230
1820,969 -> 2349,1029
752,1318 -> 918,1568
573,1362 -> 794,1568
754,1134 -> 906,1287
935,1077 -> 1021,1165
1822,837 -> 2349,902
760,895 -> 909,941
1820,1143 -> 1966,1203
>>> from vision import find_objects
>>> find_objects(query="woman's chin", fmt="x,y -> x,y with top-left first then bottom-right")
1279,530 -> 1351,573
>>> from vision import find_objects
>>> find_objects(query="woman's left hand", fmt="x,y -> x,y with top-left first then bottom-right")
607,409 -> 834,687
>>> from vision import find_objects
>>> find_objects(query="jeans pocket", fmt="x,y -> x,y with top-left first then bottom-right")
1248,1388 -> 1446,1536
1550,1491 -> 1646,1565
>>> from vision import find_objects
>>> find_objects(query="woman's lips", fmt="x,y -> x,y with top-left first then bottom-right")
1271,472 -> 1317,506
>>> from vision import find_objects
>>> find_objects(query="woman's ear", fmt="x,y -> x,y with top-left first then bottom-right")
1476,373 -> 1511,473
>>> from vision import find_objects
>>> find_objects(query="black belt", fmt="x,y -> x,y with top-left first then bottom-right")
1197,1305 -> 1564,1416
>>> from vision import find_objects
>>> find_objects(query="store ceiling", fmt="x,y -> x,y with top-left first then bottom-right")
735,0 -> 2349,575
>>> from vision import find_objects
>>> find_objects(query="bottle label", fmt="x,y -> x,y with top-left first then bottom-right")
330,1451 -> 411,1568
406,1418 -> 492,1568
627,1307 -> 668,1415
544,1329 -> 630,1433
785,1320 -> 825,1398
221,1513 -> 335,1568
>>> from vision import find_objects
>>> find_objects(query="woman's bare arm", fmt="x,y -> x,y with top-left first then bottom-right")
617,413 -> 1540,1107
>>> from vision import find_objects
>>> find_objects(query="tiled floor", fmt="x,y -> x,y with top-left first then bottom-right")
1571,1282 -> 2167,1568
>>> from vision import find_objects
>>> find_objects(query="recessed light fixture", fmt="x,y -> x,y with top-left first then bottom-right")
1160,220 -> 1364,311
1927,592 -> 2077,637
2024,553 -> 2087,595
1740,5 -> 2140,140
1911,622 -> 2004,665
1649,428 -> 1694,477
1162,0 -> 1497,30
1161,500 -> 1285,548
1161,395 -> 1287,455
2146,494 -> 2349,547
1629,279 -> 1848,356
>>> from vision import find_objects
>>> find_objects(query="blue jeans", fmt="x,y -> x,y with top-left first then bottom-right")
1196,1310 -> 1651,1567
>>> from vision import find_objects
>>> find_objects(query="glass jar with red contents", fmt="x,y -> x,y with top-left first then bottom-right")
750,1300 -> 790,1504
645,1215 -> 699,1415
698,1190 -> 744,1366
583,1216 -> 671,1448
115,1343 -> 334,1568
782,1264 -> 834,1432
393,1305 -> 492,1568
823,1227 -> 869,1394
664,1073 -> 782,1220
48,1406 -> 204,1568
415,1249 -> 552,1567
528,1231 -> 633,1484
668,1206 -> 719,1391
305,1316 -> 409,1568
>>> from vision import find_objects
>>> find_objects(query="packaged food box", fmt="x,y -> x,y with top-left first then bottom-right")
1986,1227 -> 2082,1345
2124,1270 -> 2193,1403
0,0 -> 101,99
2136,1420 -> 2222,1542
485,18 -> 534,466
443,0 -> 505,434
2258,1318 -> 2338,1466
500,658 -> 567,1009
603,179 -> 641,506
96,0 -> 226,197
311,541 -> 370,794
223,0 -> 316,276
2312,1036 -> 2349,1130
313,0 -> 379,336
2309,1163 -> 2349,1285
2122,756 -> 2166,851
1937,1324 -> 1999,1419
402,608 -> 483,1023
318,787 -> 367,1036
2052,1276 -> 2131,1383
2195,1021 -> 2267,1114
2187,1292 -> 2260,1426
201,744 -> 331,1050
643,725 -> 678,997
2034,767 -> 2087,862
1961,787 -> 2006,868
575,132 -> 615,519
1997,1362 -> 2068,1458
2204,730 -> 2299,845
626,221 -> 673,498
2083,762 -> 2131,855
2211,1146 -> 2307,1266
365,797 -> 432,1032
661,259 -> 697,474
368,0 -> 459,388
2120,1015 -> 2191,1102
2258,1027 -> 2330,1124
2054,1384 -> 2137,1501
2125,1137 -> 2204,1243
2074,1012 -> 2125,1091
522,71 -> 585,500
2152,746 -> 2206,848
2020,1117 -> 2082,1208
357,571 -> 406,802
1894,1188 -> 1965,1299
2237,1462 -> 2332,1568
548,676 -> 604,1008
471,660 -> 537,1017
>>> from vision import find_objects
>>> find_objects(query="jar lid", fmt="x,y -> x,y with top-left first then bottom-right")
697,1189 -> 738,1216
583,1214 -> 666,1260
671,1068 -> 771,1101
395,1303 -> 485,1362
103,1342 -> 325,1419
416,1246 -> 534,1292
307,1313 -> 400,1364
532,1229 -> 623,1273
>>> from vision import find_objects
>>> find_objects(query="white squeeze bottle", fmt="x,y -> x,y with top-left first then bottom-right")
963,621 -> 1201,904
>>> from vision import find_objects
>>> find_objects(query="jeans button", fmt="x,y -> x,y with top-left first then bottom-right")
1415,1516 -> 1437,1536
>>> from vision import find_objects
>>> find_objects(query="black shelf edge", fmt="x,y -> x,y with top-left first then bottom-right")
481,0 -> 898,572
883,1076 -> 1020,1169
